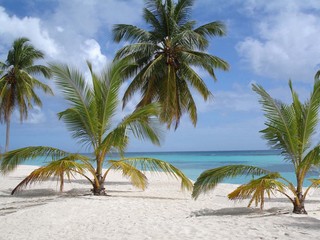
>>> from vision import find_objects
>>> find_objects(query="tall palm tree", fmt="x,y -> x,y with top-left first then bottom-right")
192,79 -> 320,214
1,61 -> 192,195
0,37 -> 52,152
113,0 -> 229,129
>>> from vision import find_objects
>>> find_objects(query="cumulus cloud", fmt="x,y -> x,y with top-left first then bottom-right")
82,39 -> 108,71
236,1 -> 320,82
0,6 -> 58,57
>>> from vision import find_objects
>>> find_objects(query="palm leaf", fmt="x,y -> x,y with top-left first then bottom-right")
192,165 -> 269,199
113,24 -> 151,43
228,172 -> 286,210
303,178 -> 320,200
1,146 -> 70,174
107,160 -> 148,190
11,155 -> 91,194
117,157 -> 193,191
253,83 -> 299,163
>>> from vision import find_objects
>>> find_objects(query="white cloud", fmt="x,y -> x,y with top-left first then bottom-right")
236,1 -> 320,82
82,39 -> 108,71
0,6 -> 58,57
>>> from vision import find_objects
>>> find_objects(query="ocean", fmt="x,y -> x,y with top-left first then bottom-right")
23,150 -> 319,187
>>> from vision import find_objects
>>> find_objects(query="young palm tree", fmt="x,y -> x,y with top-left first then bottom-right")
1,61 -> 192,195
113,0 -> 229,129
192,79 -> 320,214
0,37 -> 52,152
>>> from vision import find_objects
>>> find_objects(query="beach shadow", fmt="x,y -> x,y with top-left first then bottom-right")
109,194 -> 185,201
189,207 -> 292,218
190,207 -> 260,217
265,198 -> 320,204
0,190 -> 59,216
8,188 -> 60,198
284,216 -> 320,230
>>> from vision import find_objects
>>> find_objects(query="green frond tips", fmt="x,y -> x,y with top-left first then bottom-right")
228,173 -> 285,210
116,157 -> 193,191
0,146 -> 70,174
11,155 -> 91,195
192,165 -> 269,200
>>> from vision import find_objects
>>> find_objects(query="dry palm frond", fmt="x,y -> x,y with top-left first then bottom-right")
107,160 -> 148,190
228,173 -> 286,210
116,157 -> 193,191
11,155 -> 90,194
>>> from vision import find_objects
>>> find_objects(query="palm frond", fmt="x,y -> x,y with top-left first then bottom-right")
180,64 -> 213,100
253,83 -> 299,163
173,0 -> 194,25
303,178 -> 320,200
1,146 -> 70,174
50,63 -> 98,148
94,60 -> 129,139
117,157 -> 193,191
11,155 -> 91,194
194,21 -> 226,38
107,160 -> 148,190
25,65 -> 52,78
228,173 -> 285,210
113,24 -> 151,43
192,165 -> 269,199
120,103 -> 162,145
299,78 -> 320,153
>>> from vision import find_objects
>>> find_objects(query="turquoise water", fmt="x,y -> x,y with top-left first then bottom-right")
23,150 -> 319,186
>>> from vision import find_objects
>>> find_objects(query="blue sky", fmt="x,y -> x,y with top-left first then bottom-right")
0,0 -> 319,152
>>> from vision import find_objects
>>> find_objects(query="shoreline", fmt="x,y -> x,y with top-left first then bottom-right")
1,165 -> 320,239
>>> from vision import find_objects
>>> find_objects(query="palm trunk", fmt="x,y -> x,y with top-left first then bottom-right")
293,192 -> 307,214
92,157 -> 106,195
92,174 -> 106,195
293,178 -> 307,214
5,116 -> 11,152
59,172 -> 64,192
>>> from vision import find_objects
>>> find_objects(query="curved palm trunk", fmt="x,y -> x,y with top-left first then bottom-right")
5,116 -> 11,152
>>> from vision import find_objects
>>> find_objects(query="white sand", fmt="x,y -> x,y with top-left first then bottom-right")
1,165 -> 320,240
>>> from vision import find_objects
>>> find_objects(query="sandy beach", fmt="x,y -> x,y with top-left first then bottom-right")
1,165 -> 320,240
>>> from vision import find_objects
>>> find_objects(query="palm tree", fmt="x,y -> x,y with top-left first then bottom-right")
192,79 -> 320,214
316,69 -> 320,81
1,61 -> 193,195
0,37 -> 52,152
113,0 -> 229,129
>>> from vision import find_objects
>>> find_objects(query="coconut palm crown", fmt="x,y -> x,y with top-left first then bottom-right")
192,78 -> 320,214
113,0 -> 229,129
0,61 -> 192,195
0,37 -> 53,152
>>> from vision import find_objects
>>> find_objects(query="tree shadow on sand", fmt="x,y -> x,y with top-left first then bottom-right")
283,217 -> 320,230
189,207 -> 294,218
